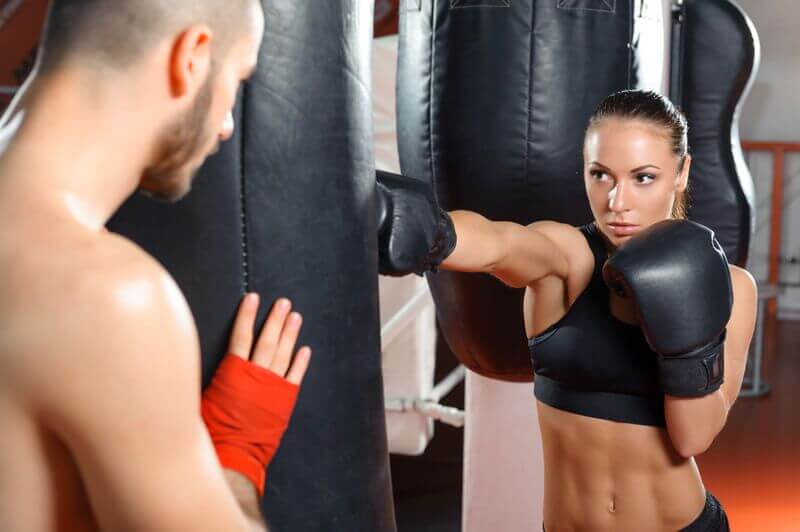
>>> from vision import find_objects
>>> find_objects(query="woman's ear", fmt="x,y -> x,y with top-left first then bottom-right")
677,154 -> 692,192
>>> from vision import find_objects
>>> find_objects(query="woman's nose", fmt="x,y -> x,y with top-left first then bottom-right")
608,181 -> 631,213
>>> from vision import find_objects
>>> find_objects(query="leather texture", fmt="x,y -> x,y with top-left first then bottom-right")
602,220 -> 732,397
376,170 -> 457,276
602,220 -> 732,356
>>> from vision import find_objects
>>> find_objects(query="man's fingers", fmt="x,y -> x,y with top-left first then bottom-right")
227,295 -> 312,385
269,312 -> 303,376
227,293 -> 260,358
251,298 -> 292,367
285,347 -> 312,385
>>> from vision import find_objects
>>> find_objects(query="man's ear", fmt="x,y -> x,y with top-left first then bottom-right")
168,26 -> 214,99
677,154 -> 692,192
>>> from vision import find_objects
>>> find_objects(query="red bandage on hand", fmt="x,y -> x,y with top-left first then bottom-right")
201,355 -> 299,497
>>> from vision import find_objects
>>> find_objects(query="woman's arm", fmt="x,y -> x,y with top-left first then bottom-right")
442,210 -> 570,288
663,266 -> 757,458
375,172 -> 573,282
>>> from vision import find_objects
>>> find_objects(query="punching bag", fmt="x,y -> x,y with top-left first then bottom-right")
397,0 -> 668,381
674,0 -> 759,267
110,1 -> 396,530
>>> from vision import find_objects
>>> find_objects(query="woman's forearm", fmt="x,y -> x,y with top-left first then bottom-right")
664,391 -> 729,459
441,210 -> 508,273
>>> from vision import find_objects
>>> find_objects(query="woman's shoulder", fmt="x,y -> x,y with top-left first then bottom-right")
526,221 -> 596,289
527,221 -> 593,260
525,221 -> 586,247
729,265 -> 757,307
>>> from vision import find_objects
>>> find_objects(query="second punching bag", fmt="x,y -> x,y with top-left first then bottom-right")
397,0 -> 668,381
674,0 -> 759,267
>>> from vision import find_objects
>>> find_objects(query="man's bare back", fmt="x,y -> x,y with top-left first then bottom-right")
0,196 -> 206,530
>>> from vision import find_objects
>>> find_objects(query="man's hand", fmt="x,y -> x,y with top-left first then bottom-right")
202,294 -> 312,505
212,293 -> 311,528
228,293 -> 311,384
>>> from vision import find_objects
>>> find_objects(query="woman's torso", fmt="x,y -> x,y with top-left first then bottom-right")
525,223 -> 706,531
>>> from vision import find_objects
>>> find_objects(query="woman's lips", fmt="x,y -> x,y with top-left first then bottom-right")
607,222 -> 640,237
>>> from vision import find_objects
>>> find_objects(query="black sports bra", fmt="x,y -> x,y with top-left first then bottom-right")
529,224 -> 665,427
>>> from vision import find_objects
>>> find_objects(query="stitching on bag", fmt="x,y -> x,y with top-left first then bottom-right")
556,0 -> 616,13
450,0 -> 511,9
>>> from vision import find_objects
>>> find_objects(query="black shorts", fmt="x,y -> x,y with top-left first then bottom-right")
543,491 -> 730,532
681,491 -> 729,532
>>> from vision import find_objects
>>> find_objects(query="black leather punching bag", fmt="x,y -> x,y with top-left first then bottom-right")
397,0 -> 667,381
109,1 -> 396,530
673,0 -> 759,267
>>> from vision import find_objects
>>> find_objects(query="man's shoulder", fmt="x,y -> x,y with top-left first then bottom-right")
1,232 -> 199,396
75,232 -> 184,310
54,232 -> 198,352
19,232 -> 189,330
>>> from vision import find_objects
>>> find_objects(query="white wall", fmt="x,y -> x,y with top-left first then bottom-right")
738,0 -> 800,141
736,0 -> 800,315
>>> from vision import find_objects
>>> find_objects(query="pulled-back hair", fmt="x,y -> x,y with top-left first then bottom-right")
587,90 -> 690,218
38,0 -> 258,73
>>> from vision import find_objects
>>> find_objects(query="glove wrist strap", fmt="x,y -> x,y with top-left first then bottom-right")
658,332 -> 726,397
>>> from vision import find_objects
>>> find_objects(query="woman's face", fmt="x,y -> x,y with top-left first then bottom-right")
584,118 -> 690,248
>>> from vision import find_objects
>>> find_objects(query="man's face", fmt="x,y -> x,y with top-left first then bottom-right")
139,6 -> 263,202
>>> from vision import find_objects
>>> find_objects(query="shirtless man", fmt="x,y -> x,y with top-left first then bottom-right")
0,1 -> 311,530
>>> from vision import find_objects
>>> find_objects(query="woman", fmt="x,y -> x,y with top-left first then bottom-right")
439,90 -> 757,531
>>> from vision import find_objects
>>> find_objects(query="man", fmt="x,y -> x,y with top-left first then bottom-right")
0,1 -> 310,530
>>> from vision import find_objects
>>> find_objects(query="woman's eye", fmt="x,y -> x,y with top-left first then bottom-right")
590,170 -> 610,181
635,173 -> 655,184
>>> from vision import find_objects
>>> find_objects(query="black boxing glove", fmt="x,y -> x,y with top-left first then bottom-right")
375,170 -> 457,276
602,220 -> 733,397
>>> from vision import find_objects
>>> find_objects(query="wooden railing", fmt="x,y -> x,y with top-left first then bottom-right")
740,141 -> 800,314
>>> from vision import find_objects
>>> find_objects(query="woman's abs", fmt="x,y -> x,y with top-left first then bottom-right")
537,401 -> 706,531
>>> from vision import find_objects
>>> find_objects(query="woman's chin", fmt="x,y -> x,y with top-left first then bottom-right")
611,234 -> 636,248
597,225 -> 637,249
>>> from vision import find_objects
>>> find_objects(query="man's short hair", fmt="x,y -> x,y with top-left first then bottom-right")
39,0 -> 258,73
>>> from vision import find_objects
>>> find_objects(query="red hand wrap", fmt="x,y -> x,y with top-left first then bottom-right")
201,355 -> 299,497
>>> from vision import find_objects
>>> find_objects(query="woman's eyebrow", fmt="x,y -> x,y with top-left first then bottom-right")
629,164 -> 661,172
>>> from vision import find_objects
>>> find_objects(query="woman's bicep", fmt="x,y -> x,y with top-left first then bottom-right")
491,222 -> 577,288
